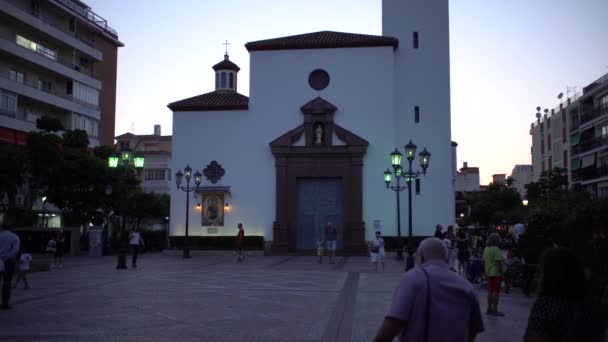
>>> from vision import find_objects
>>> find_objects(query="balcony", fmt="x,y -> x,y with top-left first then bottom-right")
574,135 -> 608,155
53,0 -> 118,37
0,75 -> 100,119
573,166 -> 608,182
0,37 -> 101,89
0,0 -> 102,60
580,104 -> 608,125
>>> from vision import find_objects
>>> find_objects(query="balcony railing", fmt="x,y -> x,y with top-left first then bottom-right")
54,0 -> 118,37
4,37 -> 99,80
580,104 -> 608,125
0,74 -> 98,109
573,166 -> 608,182
575,135 -> 608,155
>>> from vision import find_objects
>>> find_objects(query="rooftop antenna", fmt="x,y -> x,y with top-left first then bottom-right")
223,40 -> 231,57
566,86 -> 578,101
131,122 -> 135,134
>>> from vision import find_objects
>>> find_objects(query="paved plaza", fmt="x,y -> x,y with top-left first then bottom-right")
1,252 -> 535,341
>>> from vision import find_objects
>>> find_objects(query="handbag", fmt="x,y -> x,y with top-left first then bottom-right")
421,268 -> 432,342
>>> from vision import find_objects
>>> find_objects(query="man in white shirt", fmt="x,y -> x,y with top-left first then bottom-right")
129,227 -> 145,268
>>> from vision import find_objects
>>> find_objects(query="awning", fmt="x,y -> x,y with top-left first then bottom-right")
582,154 -> 595,168
571,158 -> 582,170
570,132 -> 580,146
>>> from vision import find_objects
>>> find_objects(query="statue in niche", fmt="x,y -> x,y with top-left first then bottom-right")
206,195 -> 218,220
314,123 -> 324,145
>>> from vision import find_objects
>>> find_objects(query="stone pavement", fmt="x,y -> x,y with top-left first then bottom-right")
0,251 -> 535,341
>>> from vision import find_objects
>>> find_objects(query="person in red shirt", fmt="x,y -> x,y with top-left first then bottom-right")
236,223 -> 245,262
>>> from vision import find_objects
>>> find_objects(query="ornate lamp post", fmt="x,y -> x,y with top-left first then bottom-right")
175,165 -> 202,259
384,140 -> 431,269
107,147 -> 144,269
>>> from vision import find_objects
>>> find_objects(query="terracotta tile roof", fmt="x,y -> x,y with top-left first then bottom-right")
245,30 -> 399,51
212,58 -> 240,72
167,91 -> 249,111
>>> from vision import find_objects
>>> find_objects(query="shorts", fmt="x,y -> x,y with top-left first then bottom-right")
487,276 -> 502,293
371,251 -> 385,263
326,240 -> 336,251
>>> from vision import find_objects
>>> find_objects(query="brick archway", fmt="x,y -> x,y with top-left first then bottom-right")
269,97 -> 368,253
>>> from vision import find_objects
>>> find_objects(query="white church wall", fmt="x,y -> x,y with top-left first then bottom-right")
170,108 -> 273,239
249,46 -> 399,241
383,0 -> 454,235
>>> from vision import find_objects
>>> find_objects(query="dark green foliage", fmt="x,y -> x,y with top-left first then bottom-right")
62,129 -> 89,149
467,182 -> 523,228
35,116 -> 64,132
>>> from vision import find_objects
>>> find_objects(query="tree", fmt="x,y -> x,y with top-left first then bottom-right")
25,131 -> 62,208
467,182 -> 523,229
0,142 -> 25,214
62,129 -> 89,149
36,115 -> 64,132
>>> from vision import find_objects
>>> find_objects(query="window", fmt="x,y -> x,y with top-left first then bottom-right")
601,124 -> 608,138
562,127 -> 567,143
602,95 -> 608,107
229,73 -> 234,89
10,69 -> 24,84
415,179 -> 421,194
215,73 -> 219,88
72,114 -> 98,138
0,90 -> 18,114
73,81 -> 99,106
541,140 -> 544,154
16,35 -> 57,61
547,117 -> 551,129
413,32 -> 419,49
69,17 -> 76,32
221,72 -> 226,88
547,134 -> 551,151
548,157 -> 552,169
144,169 -> 166,181
414,106 -> 420,123
38,79 -> 52,93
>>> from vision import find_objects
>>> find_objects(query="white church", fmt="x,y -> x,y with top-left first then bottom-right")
168,0 -> 453,253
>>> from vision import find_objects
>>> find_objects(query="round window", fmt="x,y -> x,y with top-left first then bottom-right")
308,69 -> 330,91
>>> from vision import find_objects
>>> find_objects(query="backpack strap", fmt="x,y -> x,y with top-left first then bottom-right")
421,268 -> 432,342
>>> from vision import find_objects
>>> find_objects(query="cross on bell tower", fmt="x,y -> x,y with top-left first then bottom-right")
223,40 -> 231,57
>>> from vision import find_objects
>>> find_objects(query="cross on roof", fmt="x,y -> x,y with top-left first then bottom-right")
223,40 -> 231,55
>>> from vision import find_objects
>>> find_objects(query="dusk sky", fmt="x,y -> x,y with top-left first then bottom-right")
87,0 -> 608,184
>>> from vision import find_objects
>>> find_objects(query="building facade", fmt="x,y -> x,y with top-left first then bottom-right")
530,72 -> 608,198
115,125 -> 172,195
570,74 -> 608,197
510,164 -> 533,198
454,162 -> 480,218
0,0 -> 122,147
169,0 -> 453,252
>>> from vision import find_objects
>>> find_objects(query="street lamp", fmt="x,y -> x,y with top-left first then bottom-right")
383,140 -> 431,270
41,195 -> 47,228
107,147 -> 144,269
175,165 -> 202,259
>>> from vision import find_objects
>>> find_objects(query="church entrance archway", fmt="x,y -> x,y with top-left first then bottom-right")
270,97 -> 369,253
296,178 -> 343,250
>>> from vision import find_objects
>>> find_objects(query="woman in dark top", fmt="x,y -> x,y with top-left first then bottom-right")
524,248 -> 605,342
456,229 -> 471,275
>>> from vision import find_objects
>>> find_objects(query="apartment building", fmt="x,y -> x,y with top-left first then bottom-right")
115,125 -> 172,195
510,164 -> 533,198
530,72 -> 608,198
570,74 -> 608,198
530,101 -> 571,182
454,162 -> 480,218
0,0 -> 122,147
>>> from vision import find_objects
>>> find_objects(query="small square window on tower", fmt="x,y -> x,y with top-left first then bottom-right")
415,106 -> 420,123
413,32 -> 419,49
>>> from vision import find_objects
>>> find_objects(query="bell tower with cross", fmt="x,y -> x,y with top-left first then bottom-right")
212,40 -> 240,92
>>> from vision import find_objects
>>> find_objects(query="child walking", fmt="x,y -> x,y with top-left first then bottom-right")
13,251 -> 32,289
317,237 -> 325,264
370,231 -> 385,271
